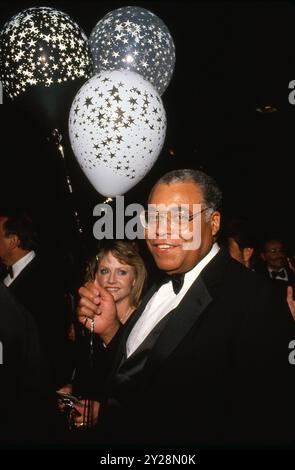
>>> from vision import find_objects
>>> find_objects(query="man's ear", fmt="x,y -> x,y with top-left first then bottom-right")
243,247 -> 254,267
210,211 -> 221,237
8,234 -> 19,250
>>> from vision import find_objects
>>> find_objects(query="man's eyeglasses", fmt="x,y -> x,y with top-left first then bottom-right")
140,207 -> 210,228
265,248 -> 285,254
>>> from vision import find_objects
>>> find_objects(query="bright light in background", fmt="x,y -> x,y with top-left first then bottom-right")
125,54 -> 134,63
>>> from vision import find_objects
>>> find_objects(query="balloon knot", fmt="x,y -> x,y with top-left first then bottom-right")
103,197 -> 113,204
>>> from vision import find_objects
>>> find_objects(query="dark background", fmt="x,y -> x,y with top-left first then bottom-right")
1,0 -> 295,271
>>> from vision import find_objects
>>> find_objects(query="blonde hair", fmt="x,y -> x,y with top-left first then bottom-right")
85,241 -> 147,309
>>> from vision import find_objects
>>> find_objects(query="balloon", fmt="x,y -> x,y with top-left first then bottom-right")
69,70 -> 166,197
89,6 -> 175,96
0,7 -> 92,99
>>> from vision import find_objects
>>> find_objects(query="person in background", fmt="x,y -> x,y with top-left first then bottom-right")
0,211 -> 73,389
225,219 -> 255,269
257,237 -> 295,310
0,282 -> 52,446
225,225 -> 295,321
260,238 -> 294,283
287,247 -> 295,321
59,240 -> 147,430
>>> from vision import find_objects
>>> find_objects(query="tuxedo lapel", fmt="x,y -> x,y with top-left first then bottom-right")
141,250 -> 231,379
107,248 -> 231,385
143,276 -> 213,376
106,283 -> 159,380
7,257 -> 37,292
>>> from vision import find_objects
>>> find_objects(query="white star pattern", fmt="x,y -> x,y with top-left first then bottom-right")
69,70 -> 166,196
0,6 -> 92,99
89,6 -> 175,96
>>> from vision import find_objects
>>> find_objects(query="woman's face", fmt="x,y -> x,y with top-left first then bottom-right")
96,252 -> 136,304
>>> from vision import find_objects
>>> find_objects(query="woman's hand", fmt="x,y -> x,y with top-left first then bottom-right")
77,280 -> 121,344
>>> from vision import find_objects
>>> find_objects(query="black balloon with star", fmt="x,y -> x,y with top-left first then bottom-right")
0,6 -> 92,100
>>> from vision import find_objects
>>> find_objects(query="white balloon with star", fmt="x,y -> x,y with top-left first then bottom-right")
69,69 -> 166,196
89,6 -> 175,96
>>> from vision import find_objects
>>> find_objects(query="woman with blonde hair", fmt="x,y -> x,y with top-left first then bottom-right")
59,240 -> 147,431
85,240 -> 146,324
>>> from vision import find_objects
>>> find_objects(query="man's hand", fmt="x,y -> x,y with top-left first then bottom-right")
71,399 -> 100,429
77,280 -> 121,344
56,384 -> 73,413
287,286 -> 295,321
287,258 -> 295,275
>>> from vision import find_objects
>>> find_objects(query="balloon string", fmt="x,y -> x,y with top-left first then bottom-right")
51,128 -> 84,235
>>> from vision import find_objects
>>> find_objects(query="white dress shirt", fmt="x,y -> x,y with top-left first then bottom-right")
3,251 -> 36,287
126,243 -> 220,358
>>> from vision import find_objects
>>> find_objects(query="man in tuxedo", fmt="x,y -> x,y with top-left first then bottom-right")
0,212 -> 72,389
0,282 -> 46,445
260,238 -> 295,284
257,238 -> 295,305
77,169 -> 295,448
224,224 -> 295,321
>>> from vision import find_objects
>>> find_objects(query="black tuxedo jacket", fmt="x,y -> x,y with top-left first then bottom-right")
0,283 -> 49,444
256,264 -> 295,282
255,264 -> 295,300
5,255 -> 72,388
97,249 -> 295,448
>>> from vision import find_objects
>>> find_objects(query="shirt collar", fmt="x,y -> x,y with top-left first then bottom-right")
183,242 -> 220,287
267,266 -> 287,279
11,251 -> 36,279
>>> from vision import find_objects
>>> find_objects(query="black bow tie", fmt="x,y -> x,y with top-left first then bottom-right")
5,265 -> 14,279
159,272 -> 185,295
271,269 -> 285,279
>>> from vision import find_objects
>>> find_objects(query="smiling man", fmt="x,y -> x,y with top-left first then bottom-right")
78,169 -> 295,448
144,177 -> 220,272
